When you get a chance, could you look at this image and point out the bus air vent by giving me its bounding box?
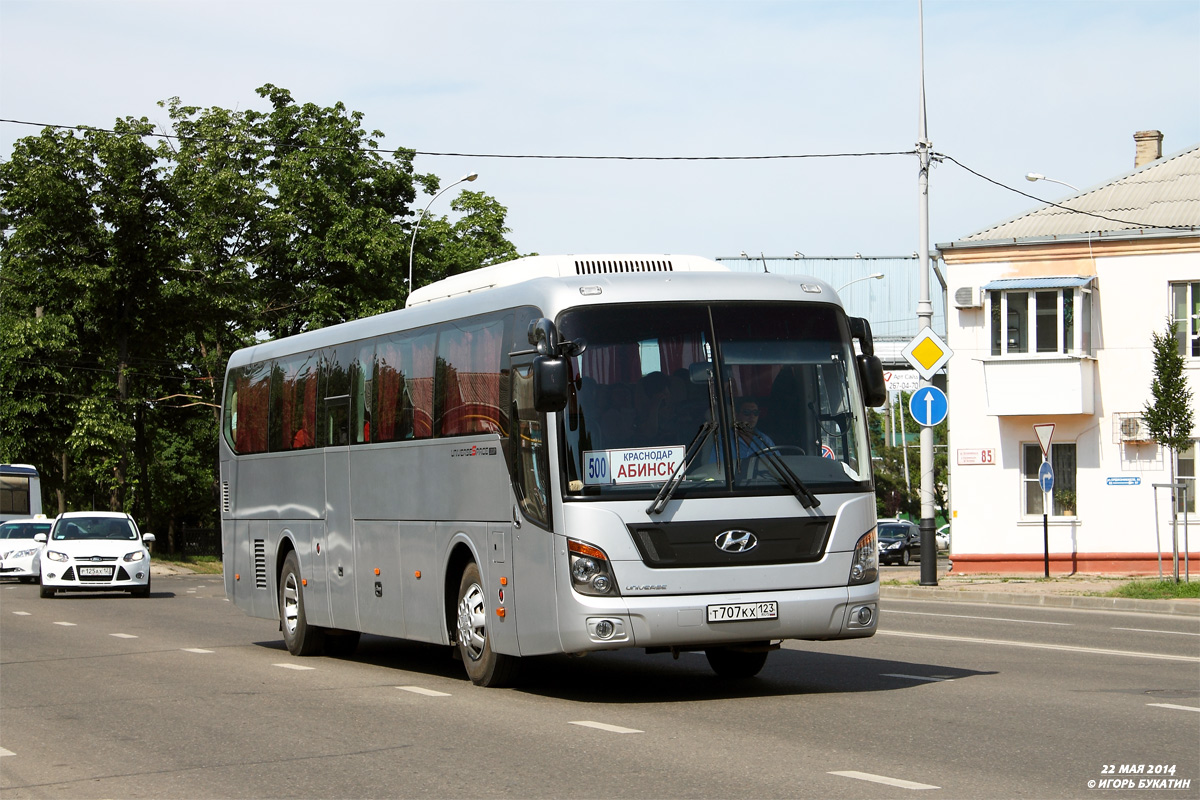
[574,259,674,275]
[253,539,268,589]
[221,481,231,513]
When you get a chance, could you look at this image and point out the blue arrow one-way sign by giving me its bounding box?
[1038,461,1054,494]
[909,386,948,427]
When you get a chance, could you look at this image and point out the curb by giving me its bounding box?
[880,585,1200,616]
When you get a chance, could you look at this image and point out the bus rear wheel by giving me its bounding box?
[280,551,325,656]
[455,563,516,687]
[705,645,769,679]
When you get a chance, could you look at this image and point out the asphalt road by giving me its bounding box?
[2,574,1197,799]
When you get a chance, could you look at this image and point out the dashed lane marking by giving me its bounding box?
[886,609,1070,626]
[396,686,451,697]
[830,771,939,790]
[1147,703,1200,713]
[182,648,213,654]
[878,630,1200,662]
[11,611,30,616]
[52,622,76,627]
[0,748,13,757]
[569,721,644,734]
[274,663,315,671]
[110,633,138,639]
[1114,627,1200,637]
[882,673,954,683]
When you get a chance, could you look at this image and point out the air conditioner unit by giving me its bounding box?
[1113,413,1154,443]
[952,286,982,308]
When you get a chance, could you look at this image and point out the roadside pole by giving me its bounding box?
[1034,424,1054,577]
[915,0,936,586]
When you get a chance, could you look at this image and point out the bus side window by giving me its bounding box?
[511,363,550,528]
[325,396,350,447]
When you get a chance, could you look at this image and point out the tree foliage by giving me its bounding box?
[0,86,522,539]
[868,393,948,521]
[1143,319,1195,454]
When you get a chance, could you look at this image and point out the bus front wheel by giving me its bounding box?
[280,551,325,656]
[455,563,516,687]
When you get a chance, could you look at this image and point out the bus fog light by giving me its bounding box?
[595,619,615,639]
[848,604,875,628]
[586,617,626,642]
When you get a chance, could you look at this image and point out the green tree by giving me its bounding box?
[1143,319,1196,578]
[868,391,948,521]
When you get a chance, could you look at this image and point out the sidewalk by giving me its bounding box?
[880,564,1200,616]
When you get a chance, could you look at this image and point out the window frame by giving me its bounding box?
[989,285,1092,358]
[1170,281,1200,359]
[1021,441,1077,518]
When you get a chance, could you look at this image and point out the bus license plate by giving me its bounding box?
[79,566,113,577]
[707,601,778,623]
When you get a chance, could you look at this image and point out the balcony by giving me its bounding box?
[981,356,1095,415]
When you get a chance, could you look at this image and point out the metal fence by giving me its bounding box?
[174,527,221,558]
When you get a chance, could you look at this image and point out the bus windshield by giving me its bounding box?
[558,302,872,500]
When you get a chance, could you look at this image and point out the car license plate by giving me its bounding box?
[79,566,113,577]
[707,601,778,623]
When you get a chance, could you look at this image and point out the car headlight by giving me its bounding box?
[886,541,904,549]
[567,539,619,596]
[123,550,146,563]
[45,550,69,562]
[849,529,878,585]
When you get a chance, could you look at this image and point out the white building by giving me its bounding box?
[938,132,1199,574]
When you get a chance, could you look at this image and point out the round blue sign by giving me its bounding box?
[909,386,948,427]
[1038,461,1054,494]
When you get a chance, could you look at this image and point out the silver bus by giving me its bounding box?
[219,255,886,686]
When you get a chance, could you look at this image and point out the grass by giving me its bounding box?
[1106,579,1200,600]
[153,554,224,575]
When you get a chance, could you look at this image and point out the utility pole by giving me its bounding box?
[916,0,938,585]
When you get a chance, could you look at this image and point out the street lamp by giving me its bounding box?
[1024,172,1079,192]
[407,172,479,294]
[837,272,885,292]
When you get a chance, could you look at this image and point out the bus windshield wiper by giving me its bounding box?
[736,424,820,509]
[646,421,715,515]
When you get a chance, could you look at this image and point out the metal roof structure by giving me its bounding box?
[941,143,1200,248]
[717,255,946,344]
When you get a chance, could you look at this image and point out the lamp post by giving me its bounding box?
[837,272,885,292]
[1024,173,1079,192]
[407,172,478,294]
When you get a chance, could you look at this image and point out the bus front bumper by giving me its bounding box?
[558,582,878,654]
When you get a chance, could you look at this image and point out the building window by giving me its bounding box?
[989,286,1091,357]
[1179,442,1196,515]
[1023,442,1077,516]
[1170,281,1200,358]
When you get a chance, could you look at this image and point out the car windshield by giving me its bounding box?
[557,301,872,501]
[878,524,909,537]
[0,522,50,539]
[52,517,137,541]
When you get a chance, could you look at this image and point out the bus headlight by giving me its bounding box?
[567,539,620,596]
[848,529,878,586]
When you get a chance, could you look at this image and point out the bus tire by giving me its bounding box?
[280,551,325,656]
[705,646,769,679]
[455,562,516,687]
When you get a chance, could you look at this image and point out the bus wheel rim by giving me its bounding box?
[283,573,300,635]
[457,582,487,661]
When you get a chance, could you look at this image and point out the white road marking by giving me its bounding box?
[882,673,954,683]
[1147,703,1200,713]
[1114,627,1200,636]
[110,633,138,639]
[569,721,644,734]
[11,611,31,616]
[52,621,76,627]
[274,663,315,671]
[886,609,1070,626]
[0,747,13,757]
[396,686,451,697]
[182,648,213,654]
[830,770,939,790]
[877,629,1199,662]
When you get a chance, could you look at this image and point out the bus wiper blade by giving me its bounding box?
[737,425,821,509]
[646,421,716,515]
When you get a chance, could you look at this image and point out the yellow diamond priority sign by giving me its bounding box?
[902,327,953,381]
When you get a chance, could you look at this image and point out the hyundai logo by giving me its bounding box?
[715,529,758,553]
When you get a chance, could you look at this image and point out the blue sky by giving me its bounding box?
[2,0,1197,259]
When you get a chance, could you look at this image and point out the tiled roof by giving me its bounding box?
[949,144,1200,244]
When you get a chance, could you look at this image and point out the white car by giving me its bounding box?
[36,512,156,598]
[0,517,52,583]
[936,524,950,551]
